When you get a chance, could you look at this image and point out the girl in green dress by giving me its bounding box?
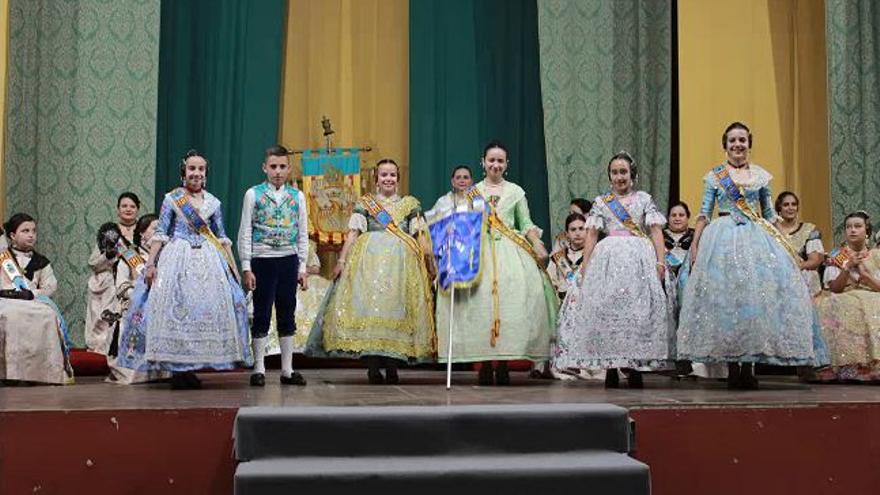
[435,141,558,385]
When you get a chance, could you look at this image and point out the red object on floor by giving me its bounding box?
[69,349,109,376]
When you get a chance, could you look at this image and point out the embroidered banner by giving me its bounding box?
[301,148,361,245]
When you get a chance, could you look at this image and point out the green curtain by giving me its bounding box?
[4,0,160,347]
[538,0,672,236]
[826,0,880,241]
[155,0,286,241]
[409,0,551,240]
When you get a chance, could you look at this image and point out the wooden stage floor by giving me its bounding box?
[3,370,880,494]
[2,369,879,412]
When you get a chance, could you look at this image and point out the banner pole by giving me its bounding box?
[446,285,455,390]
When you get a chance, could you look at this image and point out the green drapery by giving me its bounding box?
[409,0,551,240]
[155,0,286,239]
[826,0,880,241]
[538,0,672,235]
[4,0,160,346]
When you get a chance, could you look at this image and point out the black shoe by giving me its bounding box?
[385,367,399,385]
[627,370,644,389]
[184,371,202,389]
[605,369,620,388]
[478,362,494,386]
[367,369,385,385]
[171,372,199,390]
[250,373,266,387]
[495,362,510,386]
[280,371,307,386]
[739,364,759,390]
[727,363,742,390]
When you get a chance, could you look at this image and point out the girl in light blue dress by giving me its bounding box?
[677,122,827,389]
[117,150,251,389]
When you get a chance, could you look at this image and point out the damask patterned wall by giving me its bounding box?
[4,0,159,346]
[826,0,880,241]
[538,0,671,236]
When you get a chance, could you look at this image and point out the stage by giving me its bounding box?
[2,370,879,494]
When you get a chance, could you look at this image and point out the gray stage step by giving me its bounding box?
[235,403,633,460]
[234,451,650,495]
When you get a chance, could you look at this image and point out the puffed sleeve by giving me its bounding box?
[806,228,825,255]
[584,198,605,232]
[209,205,232,246]
[152,196,175,246]
[759,183,777,222]
[822,263,841,288]
[348,204,369,233]
[514,194,542,237]
[405,201,425,236]
[643,192,666,227]
[698,173,716,220]
[34,263,58,298]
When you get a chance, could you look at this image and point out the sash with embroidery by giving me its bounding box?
[828,246,852,269]
[552,249,582,286]
[117,239,146,274]
[0,249,74,364]
[602,193,649,240]
[360,194,424,258]
[712,165,800,264]
[0,249,31,290]
[465,187,545,268]
[169,188,239,277]
[465,186,553,346]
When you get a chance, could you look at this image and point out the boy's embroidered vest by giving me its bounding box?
[252,183,300,248]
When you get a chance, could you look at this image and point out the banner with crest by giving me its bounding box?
[301,148,361,245]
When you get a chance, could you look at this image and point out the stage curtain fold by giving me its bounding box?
[826,0,880,241]
[409,0,551,239]
[0,0,8,221]
[678,0,831,241]
[538,0,672,236]
[155,0,285,237]
[280,0,409,190]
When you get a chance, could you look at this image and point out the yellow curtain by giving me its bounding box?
[0,0,8,220]
[280,0,409,191]
[678,0,831,241]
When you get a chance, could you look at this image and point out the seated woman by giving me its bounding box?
[814,211,880,382]
[776,191,825,296]
[85,192,141,355]
[0,213,73,385]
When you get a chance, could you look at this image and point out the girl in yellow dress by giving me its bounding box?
[307,159,435,384]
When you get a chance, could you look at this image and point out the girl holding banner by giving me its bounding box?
[553,152,672,389]
[0,213,73,384]
[307,159,435,385]
[116,150,251,389]
[434,141,558,386]
[677,122,827,390]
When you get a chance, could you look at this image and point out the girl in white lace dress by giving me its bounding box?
[554,152,673,388]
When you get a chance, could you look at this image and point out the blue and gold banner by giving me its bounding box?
[429,210,484,291]
[301,148,361,245]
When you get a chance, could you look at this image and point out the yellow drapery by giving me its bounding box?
[0,0,9,220]
[280,0,410,191]
[678,0,831,241]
